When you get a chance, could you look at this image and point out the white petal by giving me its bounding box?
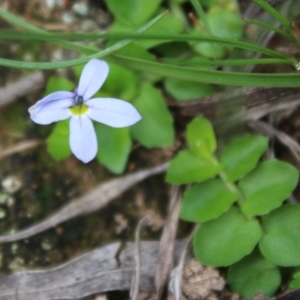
[77,59,109,101]
[30,91,75,109]
[69,115,97,163]
[30,99,73,125]
[86,98,142,128]
[28,91,75,124]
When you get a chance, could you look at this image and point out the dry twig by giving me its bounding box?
[0,71,44,108]
[131,215,151,300]
[155,186,181,300]
[0,140,43,160]
[0,163,169,243]
[248,120,300,163]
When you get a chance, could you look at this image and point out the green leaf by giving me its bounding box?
[227,252,281,300]
[107,41,160,82]
[0,8,166,69]
[130,84,174,147]
[166,150,222,184]
[290,271,300,290]
[139,11,185,48]
[220,135,268,182]
[46,120,71,160]
[193,206,261,267]
[208,6,243,40]
[164,78,214,102]
[186,116,217,159]
[111,55,299,89]
[239,160,299,216]
[95,123,131,174]
[44,76,74,95]
[192,6,243,58]
[110,12,184,49]
[98,63,138,101]
[252,0,291,30]
[259,204,300,266]
[109,41,156,61]
[180,178,238,222]
[106,0,162,26]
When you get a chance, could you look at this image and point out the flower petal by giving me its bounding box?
[29,99,73,125]
[77,59,109,101]
[86,98,142,128]
[69,115,97,163]
[29,91,75,112]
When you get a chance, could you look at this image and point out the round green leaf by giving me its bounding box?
[106,0,161,26]
[166,150,221,184]
[47,120,71,160]
[290,271,300,290]
[110,12,184,49]
[95,123,131,174]
[180,178,238,222]
[220,134,268,182]
[193,206,261,267]
[227,252,281,300]
[208,7,243,40]
[164,78,214,102]
[192,6,243,58]
[259,204,300,266]
[186,116,217,159]
[97,63,138,102]
[130,84,174,148]
[193,39,226,59]
[239,160,299,216]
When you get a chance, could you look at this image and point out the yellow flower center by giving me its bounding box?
[69,104,89,115]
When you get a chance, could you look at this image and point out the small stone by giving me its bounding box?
[44,0,56,9]
[72,2,89,16]
[62,12,76,24]
[41,240,53,251]
[2,175,22,194]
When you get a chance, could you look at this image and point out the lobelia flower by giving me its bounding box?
[29,59,141,163]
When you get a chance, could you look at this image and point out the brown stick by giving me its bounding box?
[0,71,44,108]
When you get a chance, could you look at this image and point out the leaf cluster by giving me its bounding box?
[166,116,300,299]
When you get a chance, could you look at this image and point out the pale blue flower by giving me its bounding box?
[29,59,141,163]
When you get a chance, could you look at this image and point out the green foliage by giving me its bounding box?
[98,63,138,101]
[180,178,238,222]
[2,1,300,299]
[192,4,243,58]
[95,123,131,174]
[47,120,71,160]
[239,160,299,216]
[167,115,299,298]
[106,0,162,27]
[259,205,300,266]
[166,150,221,184]
[110,11,184,49]
[130,84,174,148]
[228,252,281,300]
[164,78,214,102]
[290,271,300,290]
[193,206,261,266]
[44,76,74,95]
[220,134,268,182]
[45,76,73,160]
[186,116,217,159]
